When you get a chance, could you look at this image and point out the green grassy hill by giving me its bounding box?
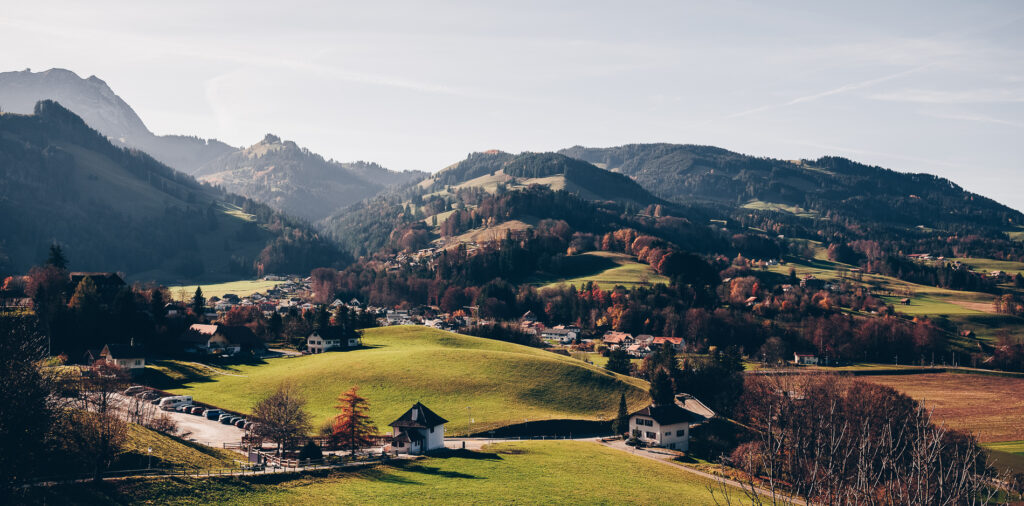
[156,327,649,435]
[539,251,670,291]
[117,424,240,471]
[30,441,731,505]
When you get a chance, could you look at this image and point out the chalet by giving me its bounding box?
[181,324,263,355]
[602,331,633,348]
[306,327,361,353]
[100,342,145,371]
[388,402,447,455]
[652,336,685,351]
[629,397,708,451]
[793,353,819,366]
[520,310,538,323]
[349,298,362,307]
[541,327,577,344]
[626,343,651,357]
[164,303,185,317]
[385,310,411,325]
[634,334,655,345]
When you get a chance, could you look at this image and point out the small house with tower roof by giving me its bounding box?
[388,402,448,454]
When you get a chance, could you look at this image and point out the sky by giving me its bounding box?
[2,1,1023,211]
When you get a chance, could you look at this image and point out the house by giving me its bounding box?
[800,276,826,291]
[521,310,538,323]
[629,400,706,451]
[652,336,685,351]
[388,402,447,455]
[349,298,362,307]
[83,348,102,364]
[541,327,577,344]
[634,334,655,345]
[602,331,634,348]
[306,327,362,353]
[626,343,651,358]
[386,310,410,325]
[182,324,263,355]
[164,303,185,317]
[100,342,145,370]
[793,353,819,366]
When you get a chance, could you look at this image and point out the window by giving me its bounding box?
[676,429,686,437]
[665,432,671,436]
[645,431,656,439]
[430,427,435,433]
[135,360,141,366]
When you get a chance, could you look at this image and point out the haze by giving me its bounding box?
[2,1,1022,210]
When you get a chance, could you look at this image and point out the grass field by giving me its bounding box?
[118,424,241,471]
[982,441,1024,475]
[157,327,649,435]
[31,441,731,505]
[859,373,1024,443]
[166,279,285,301]
[741,199,819,219]
[541,251,670,291]
[954,257,1024,276]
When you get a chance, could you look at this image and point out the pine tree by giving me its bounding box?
[191,286,205,316]
[47,244,68,270]
[332,386,377,456]
[649,368,674,406]
[612,393,629,435]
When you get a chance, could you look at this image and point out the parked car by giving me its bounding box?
[190,406,205,415]
[243,421,253,430]
[234,419,246,428]
[138,391,160,400]
[205,409,223,420]
[219,414,234,424]
[177,404,192,413]
[123,385,146,396]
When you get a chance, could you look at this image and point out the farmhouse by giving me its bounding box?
[602,331,633,348]
[100,342,145,370]
[182,324,263,355]
[541,327,577,343]
[306,327,362,353]
[388,402,447,455]
[652,336,684,351]
[793,353,819,365]
[630,396,709,451]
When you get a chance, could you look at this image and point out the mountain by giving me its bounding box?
[195,134,425,222]
[559,143,1023,232]
[0,68,236,173]
[0,101,347,282]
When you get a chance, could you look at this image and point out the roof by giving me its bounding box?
[602,331,632,344]
[389,402,448,429]
[631,404,704,426]
[653,336,683,345]
[182,324,261,346]
[311,327,352,340]
[102,343,144,358]
[542,328,573,335]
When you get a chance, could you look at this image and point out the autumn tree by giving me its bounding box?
[332,386,377,456]
[252,383,311,455]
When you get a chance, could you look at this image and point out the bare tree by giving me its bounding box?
[251,382,311,455]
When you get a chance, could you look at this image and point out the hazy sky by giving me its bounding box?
[2,1,1023,210]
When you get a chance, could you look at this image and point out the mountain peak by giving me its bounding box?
[262,133,282,144]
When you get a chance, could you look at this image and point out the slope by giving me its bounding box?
[158,326,650,435]
[0,68,236,174]
[196,134,423,222]
[0,100,345,282]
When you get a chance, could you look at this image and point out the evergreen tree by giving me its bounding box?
[314,305,330,330]
[268,312,283,339]
[649,368,674,406]
[332,386,377,456]
[46,244,68,270]
[149,288,166,322]
[191,287,205,316]
[604,349,631,375]
[612,393,630,435]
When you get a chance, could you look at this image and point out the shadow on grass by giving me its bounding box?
[425,449,503,460]
[395,464,483,480]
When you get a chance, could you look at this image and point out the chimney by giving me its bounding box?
[411,407,419,420]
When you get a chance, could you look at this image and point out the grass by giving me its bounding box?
[30,441,732,505]
[166,279,285,301]
[859,373,1024,443]
[982,441,1024,475]
[953,257,1024,276]
[540,251,670,291]
[741,199,819,218]
[117,424,241,471]
[157,327,649,435]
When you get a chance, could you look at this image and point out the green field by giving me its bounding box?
[167,279,286,301]
[983,441,1024,475]
[541,251,670,291]
[31,441,730,505]
[954,257,1024,277]
[741,199,819,218]
[119,424,241,471]
[157,327,649,435]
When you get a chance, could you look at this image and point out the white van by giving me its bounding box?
[158,395,193,411]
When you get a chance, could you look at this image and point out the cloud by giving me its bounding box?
[868,88,1024,104]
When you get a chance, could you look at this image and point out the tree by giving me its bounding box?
[332,386,377,456]
[604,348,631,375]
[649,368,674,406]
[612,393,630,435]
[297,440,322,461]
[47,243,68,270]
[74,361,129,481]
[191,286,205,316]
[252,383,311,455]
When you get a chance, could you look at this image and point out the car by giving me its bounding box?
[229,416,241,424]
[178,404,193,413]
[123,385,146,396]
[243,421,253,430]
[205,409,223,420]
[138,391,160,400]
[234,419,246,428]
[219,414,234,424]
[190,406,205,415]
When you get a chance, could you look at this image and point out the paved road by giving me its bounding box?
[112,393,245,448]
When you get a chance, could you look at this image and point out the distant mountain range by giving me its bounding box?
[0,101,346,282]
[196,134,424,222]
[0,68,424,221]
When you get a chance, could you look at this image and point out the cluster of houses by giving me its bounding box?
[600,331,685,358]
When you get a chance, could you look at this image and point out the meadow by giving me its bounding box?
[166,279,285,301]
[859,373,1024,443]
[157,327,650,435]
[30,441,731,505]
[116,424,240,471]
[541,251,670,291]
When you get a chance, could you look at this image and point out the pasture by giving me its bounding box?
[167,279,285,301]
[28,441,731,505]
[158,326,649,435]
[541,251,670,291]
[859,373,1024,443]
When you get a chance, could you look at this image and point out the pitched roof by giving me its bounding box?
[103,343,145,358]
[631,403,704,426]
[389,402,448,429]
[653,336,683,345]
[182,324,261,346]
[311,327,352,341]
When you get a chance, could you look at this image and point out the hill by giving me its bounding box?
[26,441,731,505]
[0,68,236,174]
[155,326,649,434]
[196,134,424,222]
[560,143,1023,232]
[0,100,346,282]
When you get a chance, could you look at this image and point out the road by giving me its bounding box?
[112,393,245,448]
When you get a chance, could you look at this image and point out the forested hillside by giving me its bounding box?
[0,101,347,282]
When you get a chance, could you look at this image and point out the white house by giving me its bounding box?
[793,353,819,365]
[388,402,447,455]
[100,342,146,371]
[386,310,411,325]
[630,401,706,451]
[306,327,362,353]
[541,327,577,344]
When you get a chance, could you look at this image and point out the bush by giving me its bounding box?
[298,441,322,460]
